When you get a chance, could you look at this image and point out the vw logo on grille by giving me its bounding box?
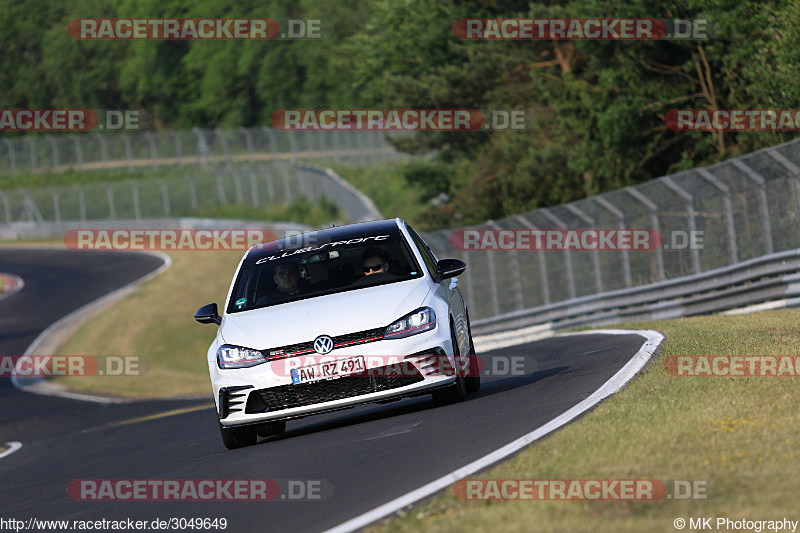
[313,335,334,355]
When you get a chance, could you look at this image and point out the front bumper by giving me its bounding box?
[212,332,458,427]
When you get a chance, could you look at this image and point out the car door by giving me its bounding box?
[406,226,468,355]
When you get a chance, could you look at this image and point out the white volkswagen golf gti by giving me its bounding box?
[195,218,480,449]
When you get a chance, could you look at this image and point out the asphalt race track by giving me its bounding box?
[1,249,653,532]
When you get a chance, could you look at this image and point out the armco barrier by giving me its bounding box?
[468,247,800,336]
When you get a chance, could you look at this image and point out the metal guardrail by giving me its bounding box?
[468,247,800,335]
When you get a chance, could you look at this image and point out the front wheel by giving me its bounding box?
[219,421,258,450]
[464,314,481,393]
[432,329,467,406]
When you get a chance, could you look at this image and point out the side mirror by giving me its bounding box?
[435,258,467,283]
[195,303,221,325]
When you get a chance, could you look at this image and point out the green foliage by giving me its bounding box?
[2,0,800,228]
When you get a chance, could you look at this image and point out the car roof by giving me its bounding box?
[245,218,406,258]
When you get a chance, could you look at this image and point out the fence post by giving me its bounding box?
[662,176,701,274]
[171,132,184,167]
[514,214,551,305]
[193,127,209,169]
[121,134,134,172]
[187,177,198,211]
[26,138,37,172]
[2,140,16,174]
[262,126,279,160]
[47,135,59,170]
[106,185,116,219]
[249,170,260,207]
[132,182,142,219]
[78,187,87,221]
[146,132,158,170]
[565,203,603,294]
[593,196,632,288]
[158,179,171,216]
[0,190,10,223]
[72,137,83,171]
[625,186,665,281]
[216,173,227,205]
[240,127,255,163]
[540,209,576,299]
[50,188,61,224]
[731,160,773,256]
[487,220,524,311]
[697,168,738,265]
[216,127,231,168]
[96,134,109,169]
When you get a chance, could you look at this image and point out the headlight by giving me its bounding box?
[384,307,436,339]
[217,344,266,369]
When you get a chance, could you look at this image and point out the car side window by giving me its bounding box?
[407,226,438,278]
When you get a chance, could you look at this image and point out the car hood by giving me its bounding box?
[219,279,431,349]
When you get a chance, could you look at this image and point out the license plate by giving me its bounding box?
[291,356,366,385]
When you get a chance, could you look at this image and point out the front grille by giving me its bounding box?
[245,366,424,413]
[261,327,386,358]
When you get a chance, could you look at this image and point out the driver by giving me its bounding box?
[273,262,307,295]
[361,247,390,276]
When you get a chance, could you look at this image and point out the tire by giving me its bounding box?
[219,421,258,450]
[432,327,467,406]
[257,420,286,437]
[464,311,481,393]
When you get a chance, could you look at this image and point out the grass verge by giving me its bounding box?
[54,248,244,397]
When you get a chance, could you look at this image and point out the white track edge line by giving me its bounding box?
[323,328,665,533]
[0,441,23,459]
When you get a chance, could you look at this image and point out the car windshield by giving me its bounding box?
[227,229,423,313]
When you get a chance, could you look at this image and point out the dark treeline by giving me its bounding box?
[2,0,799,225]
